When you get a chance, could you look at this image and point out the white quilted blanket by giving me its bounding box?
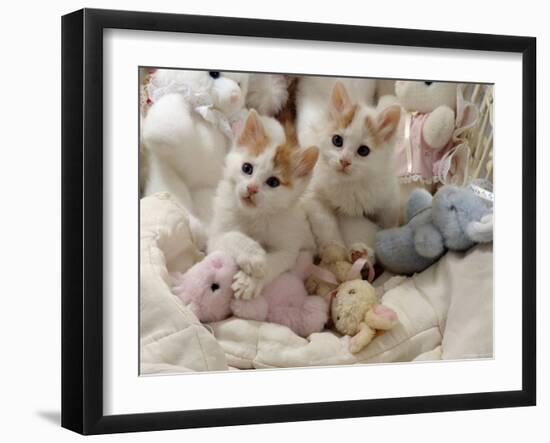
[140,193,493,374]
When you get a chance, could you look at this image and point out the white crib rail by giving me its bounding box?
[463,84,494,183]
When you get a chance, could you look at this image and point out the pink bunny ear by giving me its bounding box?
[372,304,398,322]
[365,304,398,331]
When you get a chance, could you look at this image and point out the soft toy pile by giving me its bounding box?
[147,74,493,356]
[172,245,401,353]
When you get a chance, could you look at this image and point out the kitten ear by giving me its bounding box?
[294,146,319,177]
[365,105,401,143]
[330,81,352,118]
[237,109,268,154]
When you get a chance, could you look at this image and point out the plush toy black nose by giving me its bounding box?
[210,283,220,292]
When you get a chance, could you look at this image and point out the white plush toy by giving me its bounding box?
[141,69,249,242]
[246,74,291,116]
[393,81,479,187]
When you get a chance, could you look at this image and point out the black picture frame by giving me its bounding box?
[62,8,537,435]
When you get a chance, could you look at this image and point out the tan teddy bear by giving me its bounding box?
[331,280,398,354]
[306,243,373,298]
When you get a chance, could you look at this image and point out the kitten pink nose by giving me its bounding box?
[247,184,258,195]
[230,91,240,103]
[340,159,351,169]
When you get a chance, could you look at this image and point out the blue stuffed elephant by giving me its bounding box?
[375,186,493,275]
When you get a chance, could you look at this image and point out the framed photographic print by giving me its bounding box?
[61,8,536,435]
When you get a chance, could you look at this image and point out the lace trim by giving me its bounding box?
[398,174,438,185]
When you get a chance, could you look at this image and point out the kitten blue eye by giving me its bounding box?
[357,145,370,157]
[424,81,433,86]
[332,134,343,147]
[266,177,280,188]
[209,71,220,79]
[242,163,253,175]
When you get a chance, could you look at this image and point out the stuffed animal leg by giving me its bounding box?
[230,296,269,322]
[414,223,445,258]
[349,305,398,353]
[349,322,376,354]
[267,294,328,338]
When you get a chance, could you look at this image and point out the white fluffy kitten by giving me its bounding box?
[296,76,377,149]
[142,70,249,231]
[303,81,401,260]
[209,110,319,299]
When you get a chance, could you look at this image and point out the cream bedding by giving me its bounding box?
[140,193,493,374]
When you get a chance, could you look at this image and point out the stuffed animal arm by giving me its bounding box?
[350,305,398,354]
[422,105,455,149]
[414,223,445,258]
[350,323,376,354]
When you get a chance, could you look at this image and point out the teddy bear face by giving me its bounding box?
[206,71,249,116]
[395,80,456,113]
[173,251,238,322]
[331,280,377,335]
[200,252,238,295]
[152,69,249,117]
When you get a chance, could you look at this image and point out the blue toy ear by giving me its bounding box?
[406,188,433,222]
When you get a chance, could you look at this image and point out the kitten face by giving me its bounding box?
[318,82,401,180]
[225,110,319,214]
[395,80,456,113]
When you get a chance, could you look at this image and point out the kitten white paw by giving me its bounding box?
[232,271,263,300]
[235,252,266,279]
[349,242,376,264]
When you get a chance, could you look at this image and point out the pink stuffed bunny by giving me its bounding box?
[172,251,238,323]
[173,251,328,337]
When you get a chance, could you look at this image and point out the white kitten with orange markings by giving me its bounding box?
[208,110,319,300]
[296,77,376,150]
[303,81,402,262]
